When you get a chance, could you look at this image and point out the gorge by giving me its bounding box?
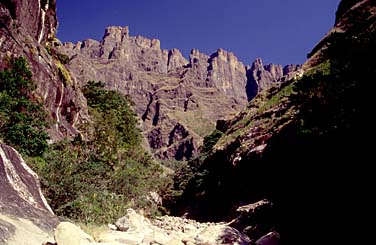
[0,0,373,244]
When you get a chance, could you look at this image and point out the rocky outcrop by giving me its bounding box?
[54,222,95,245]
[0,143,59,244]
[0,0,57,44]
[59,26,251,160]
[168,48,188,71]
[0,0,89,142]
[335,0,363,22]
[246,58,301,100]
[207,49,248,101]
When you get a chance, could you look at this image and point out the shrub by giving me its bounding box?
[29,81,168,224]
[0,57,49,156]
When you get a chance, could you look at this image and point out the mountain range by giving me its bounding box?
[0,0,373,244]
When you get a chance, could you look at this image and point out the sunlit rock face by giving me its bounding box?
[0,143,58,244]
[60,25,297,160]
[60,26,249,160]
[0,0,89,142]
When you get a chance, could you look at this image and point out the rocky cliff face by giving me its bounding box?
[173,0,374,243]
[60,27,250,160]
[0,143,58,244]
[246,58,302,100]
[0,0,88,142]
[60,26,298,160]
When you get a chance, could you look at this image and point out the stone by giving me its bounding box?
[59,30,249,160]
[168,48,189,71]
[54,222,95,245]
[108,223,117,231]
[97,230,145,244]
[207,49,248,101]
[115,208,152,233]
[0,0,89,142]
[0,143,59,244]
[194,225,251,245]
[246,58,301,101]
[94,210,253,245]
[164,238,185,245]
[228,200,275,241]
[255,231,280,245]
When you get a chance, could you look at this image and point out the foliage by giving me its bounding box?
[56,61,72,86]
[202,129,223,152]
[28,81,169,224]
[0,57,49,156]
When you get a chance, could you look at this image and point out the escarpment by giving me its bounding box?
[60,26,299,160]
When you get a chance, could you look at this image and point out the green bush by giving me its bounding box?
[0,57,49,156]
[28,81,169,224]
[202,129,224,152]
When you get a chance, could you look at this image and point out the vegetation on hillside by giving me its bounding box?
[36,81,172,224]
[1,60,172,224]
[0,57,49,156]
[167,5,375,227]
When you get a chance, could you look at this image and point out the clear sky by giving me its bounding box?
[57,0,340,66]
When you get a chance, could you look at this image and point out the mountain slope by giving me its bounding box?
[171,0,374,243]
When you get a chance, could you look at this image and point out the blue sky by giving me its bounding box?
[57,0,340,65]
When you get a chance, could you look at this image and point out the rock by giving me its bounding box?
[146,191,163,205]
[60,30,248,160]
[335,0,362,22]
[173,1,376,244]
[0,0,57,44]
[194,225,251,245]
[0,143,59,244]
[255,231,280,245]
[96,210,252,245]
[0,0,89,142]
[54,222,95,245]
[168,48,188,71]
[108,223,117,231]
[165,238,185,245]
[142,229,171,244]
[115,209,151,233]
[207,49,248,101]
[236,199,272,214]
[97,230,145,244]
[229,200,275,241]
[188,49,210,81]
[246,58,301,100]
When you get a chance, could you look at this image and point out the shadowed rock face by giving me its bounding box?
[0,143,58,244]
[246,58,301,100]
[173,0,375,243]
[0,0,89,142]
